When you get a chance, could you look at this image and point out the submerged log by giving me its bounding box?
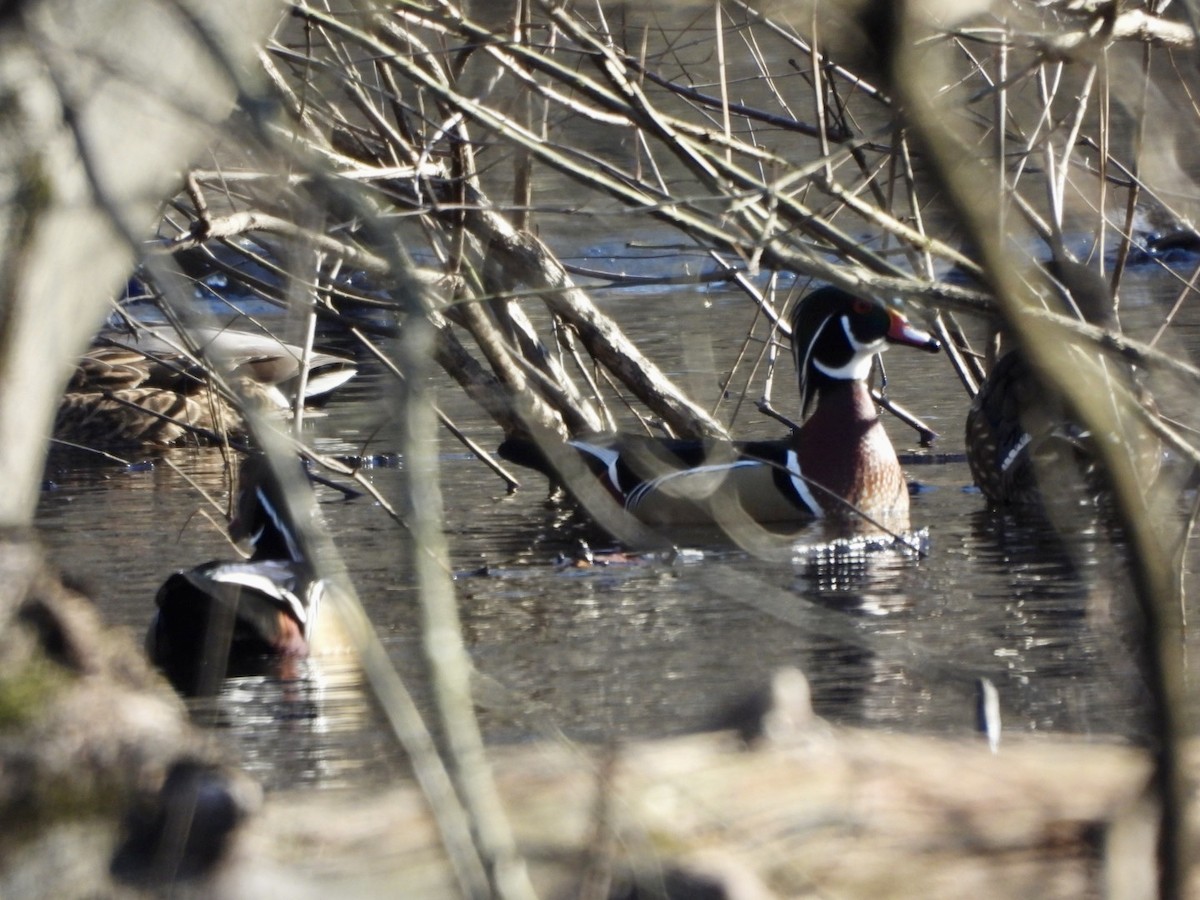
[223,713,1165,898]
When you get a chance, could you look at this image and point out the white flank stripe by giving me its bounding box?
[786,450,823,517]
[625,460,758,512]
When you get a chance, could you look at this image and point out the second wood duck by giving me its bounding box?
[147,454,323,695]
[498,286,941,531]
[964,261,1157,508]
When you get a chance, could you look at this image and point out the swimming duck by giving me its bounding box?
[964,261,1156,507]
[147,454,323,695]
[55,324,356,449]
[498,286,941,531]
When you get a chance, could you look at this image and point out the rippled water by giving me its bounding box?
[34,257,1200,793]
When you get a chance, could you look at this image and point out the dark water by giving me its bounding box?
[34,255,1200,793]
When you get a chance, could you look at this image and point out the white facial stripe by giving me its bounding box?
[797,316,831,381]
[841,313,889,355]
[840,314,871,351]
[786,449,823,517]
[814,350,878,382]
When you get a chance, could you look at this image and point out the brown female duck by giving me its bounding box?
[55,324,356,448]
[964,261,1158,508]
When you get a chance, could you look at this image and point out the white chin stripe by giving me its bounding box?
[814,351,878,382]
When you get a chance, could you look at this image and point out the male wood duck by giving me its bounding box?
[147,454,323,695]
[55,324,356,449]
[964,261,1155,507]
[498,286,941,531]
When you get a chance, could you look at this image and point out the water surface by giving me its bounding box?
[36,265,1194,792]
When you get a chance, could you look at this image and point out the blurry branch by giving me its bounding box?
[1101,9,1196,48]
[429,309,567,440]
[954,7,1197,56]
[235,421,494,899]
[627,54,849,140]
[396,306,538,900]
[887,5,1190,900]
[295,1,982,286]
[41,0,1200,888]
[0,0,280,527]
[167,207,391,276]
[265,0,1011,447]
[154,0,1198,477]
[166,142,534,900]
[155,0,1200,461]
[728,0,891,102]
[464,215,727,437]
[264,8,730,438]
[1023,305,1200,386]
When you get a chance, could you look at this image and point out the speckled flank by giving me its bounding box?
[55,387,242,448]
[965,350,1093,507]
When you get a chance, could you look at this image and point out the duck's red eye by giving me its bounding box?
[852,298,871,315]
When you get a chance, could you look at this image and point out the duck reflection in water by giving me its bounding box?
[794,530,926,616]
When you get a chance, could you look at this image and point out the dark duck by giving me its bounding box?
[498,286,941,533]
[965,260,1158,508]
[147,454,323,695]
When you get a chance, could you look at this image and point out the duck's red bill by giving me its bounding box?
[886,311,941,352]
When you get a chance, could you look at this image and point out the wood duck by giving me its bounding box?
[498,286,941,531]
[964,261,1156,507]
[147,454,323,695]
[55,324,356,449]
